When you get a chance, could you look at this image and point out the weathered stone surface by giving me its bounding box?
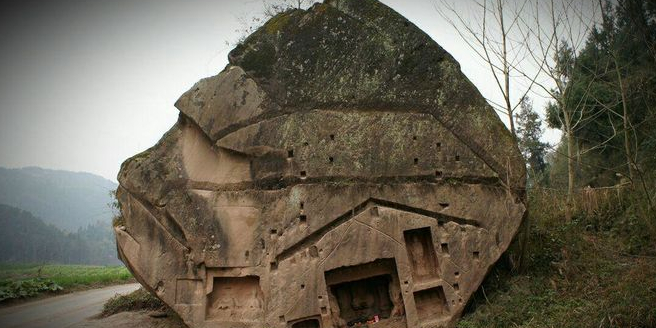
[114,0,526,327]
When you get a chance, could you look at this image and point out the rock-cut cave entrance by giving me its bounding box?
[324,259,404,327]
[291,318,321,328]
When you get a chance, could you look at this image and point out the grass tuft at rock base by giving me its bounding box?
[101,288,166,317]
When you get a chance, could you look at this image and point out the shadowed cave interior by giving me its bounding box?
[324,259,404,326]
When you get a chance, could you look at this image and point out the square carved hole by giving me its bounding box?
[441,243,449,254]
[309,246,319,258]
[413,286,449,321]
[206,276,263,321]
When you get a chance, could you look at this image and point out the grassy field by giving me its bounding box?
[0,264,134,302]
[0,264,133,288]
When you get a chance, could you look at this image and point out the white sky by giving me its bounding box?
[0,0,562,181]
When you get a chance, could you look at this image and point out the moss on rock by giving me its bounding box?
[225,0,525,192]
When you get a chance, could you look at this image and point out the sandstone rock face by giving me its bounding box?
[114,1,527,327]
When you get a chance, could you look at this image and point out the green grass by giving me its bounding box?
[456,190,656,328]
[0,264,133,302]
[0,264,132,288]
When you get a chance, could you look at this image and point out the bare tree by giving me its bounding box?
[436,0,555,271]
[439,0,610,221]
[437,0,548,138]
[517,0,602,221]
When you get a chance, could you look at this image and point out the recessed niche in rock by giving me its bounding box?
[113,0,527,327]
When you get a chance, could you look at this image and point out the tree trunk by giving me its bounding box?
[615,61,635,183]
[566,126,576,222]
[499,0,515,138]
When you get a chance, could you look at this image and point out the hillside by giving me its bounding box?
[455,188,656,327]
[0,167,117,232]
[0,204,121,265]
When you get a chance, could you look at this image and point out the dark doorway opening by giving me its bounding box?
[330,274,393,324]
[324,259,404,326]
[291,318,320,328]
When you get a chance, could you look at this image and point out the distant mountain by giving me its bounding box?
[0,167,117,232]
[0,203,121,265]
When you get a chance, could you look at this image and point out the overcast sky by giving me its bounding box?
[0,0,564,182]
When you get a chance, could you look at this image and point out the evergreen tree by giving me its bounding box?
[0,204,121,265]
[562,0,656,178]
[516,97,548,183]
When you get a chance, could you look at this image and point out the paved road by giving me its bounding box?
[0,283,141,328]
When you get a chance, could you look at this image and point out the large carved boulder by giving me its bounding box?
[114,0,526,327]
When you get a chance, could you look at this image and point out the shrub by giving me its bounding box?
[0,278,63,302]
